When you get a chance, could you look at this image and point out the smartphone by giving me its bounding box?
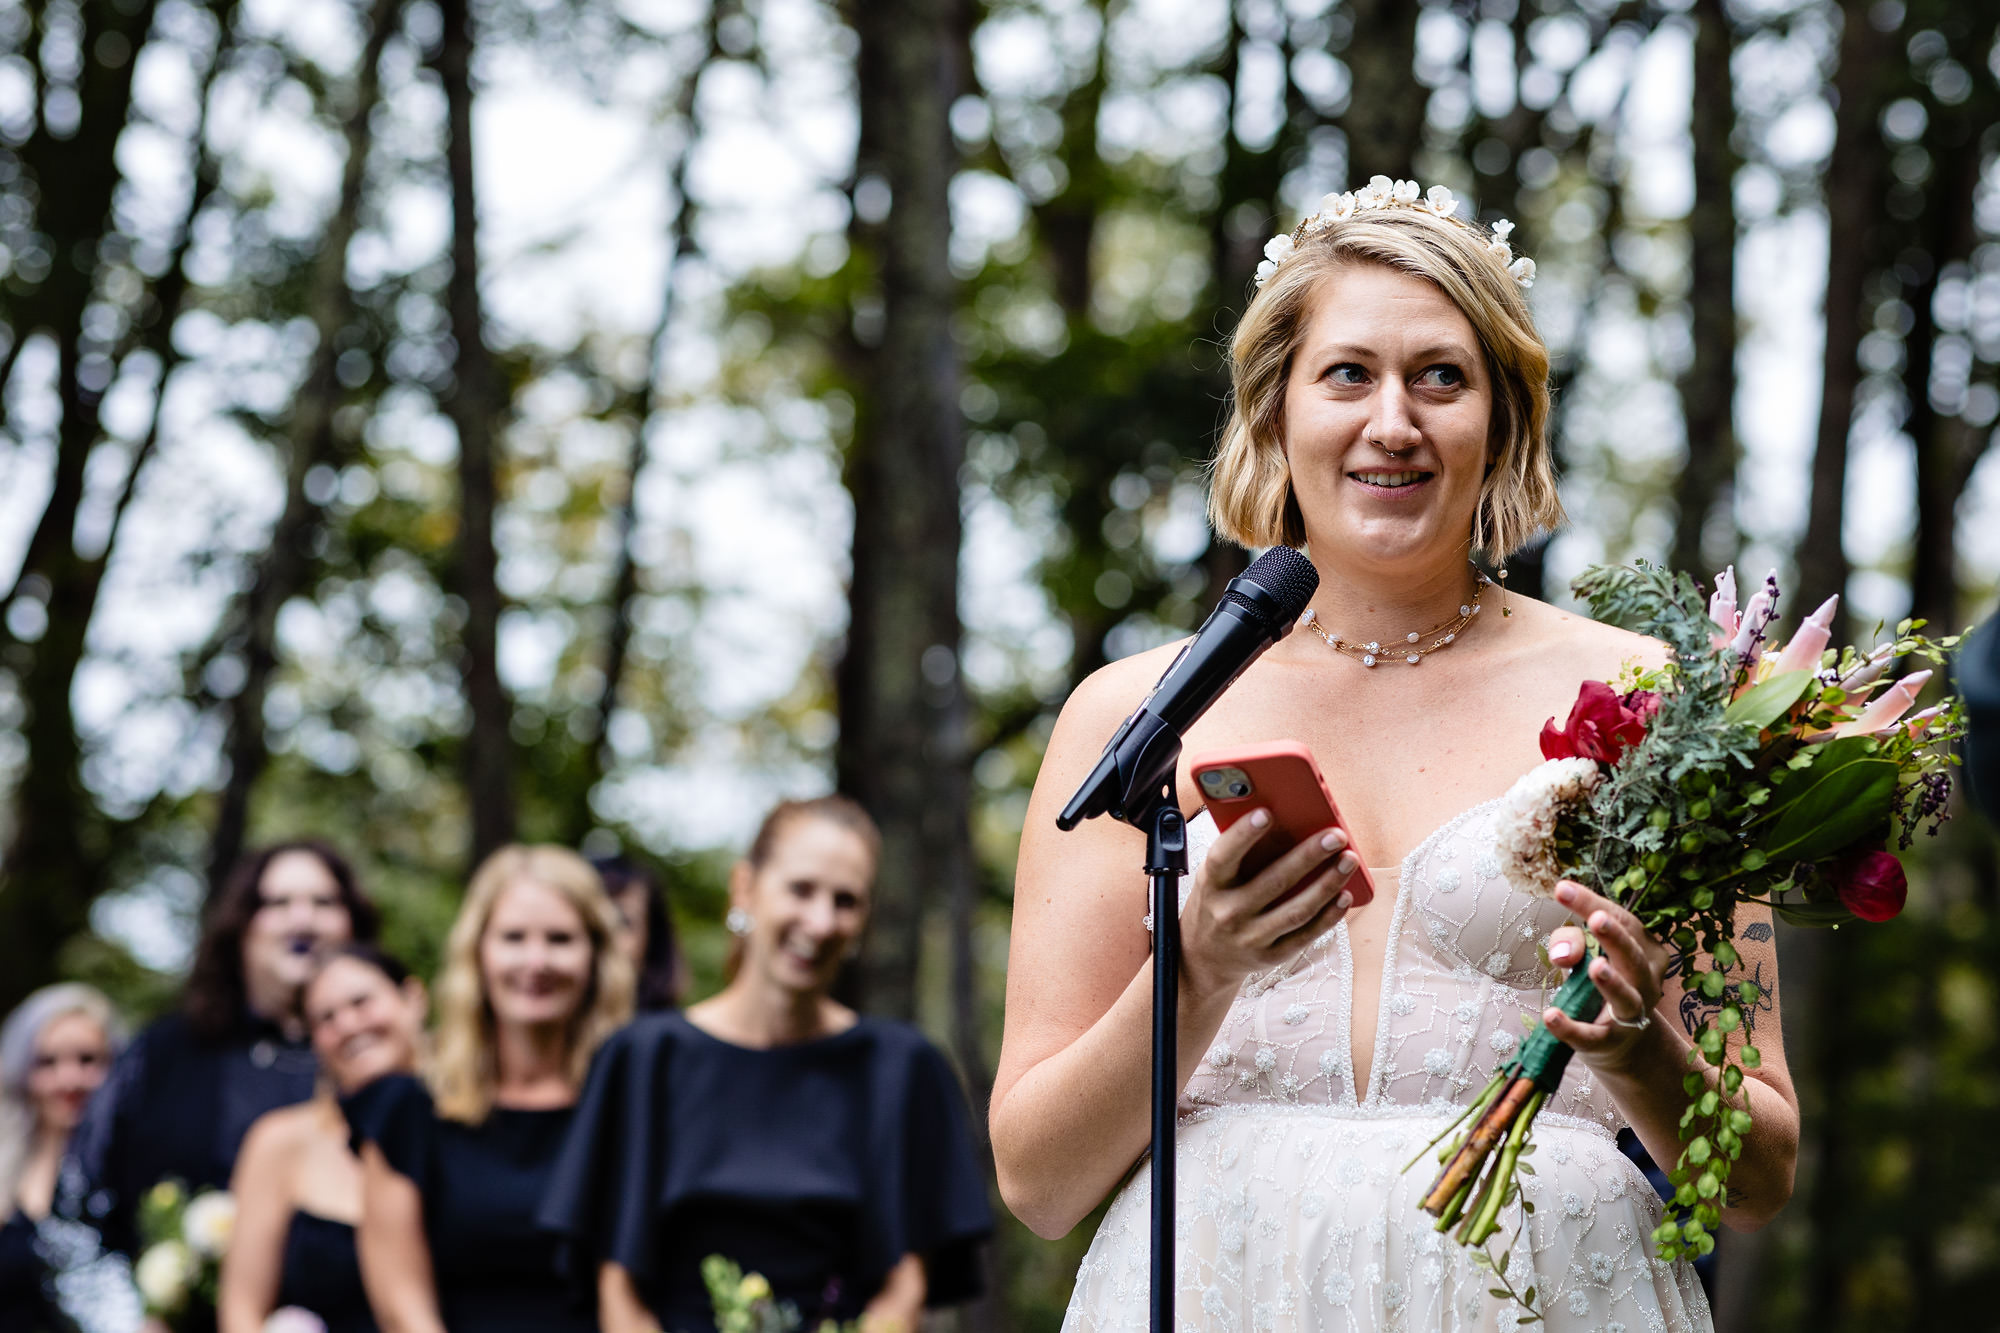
[1187,741,1375,906]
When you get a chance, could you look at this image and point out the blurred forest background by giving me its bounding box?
[3,0,1999,1327]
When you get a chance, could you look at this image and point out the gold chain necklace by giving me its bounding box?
[1298,570,1490,667]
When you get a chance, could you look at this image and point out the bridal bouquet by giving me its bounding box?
[703,1255,861,1333]
[133,1180,235,1328]
[1408,562,1963,1294]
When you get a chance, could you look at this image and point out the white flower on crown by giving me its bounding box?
[1249,180,1536,291]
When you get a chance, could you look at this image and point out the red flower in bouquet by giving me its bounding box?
[1539,680,1656,763]
[1831,848,1908,922]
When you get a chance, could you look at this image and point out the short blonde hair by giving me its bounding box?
[431,845,634,1124]
[1208,208,1562,557]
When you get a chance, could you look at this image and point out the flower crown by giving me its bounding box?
[1253,176,1536,292]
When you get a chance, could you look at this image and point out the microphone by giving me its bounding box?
[1058,547,1320,829]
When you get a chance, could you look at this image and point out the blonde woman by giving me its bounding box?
[347,846,633,1333]
[0,985,123,1333]
[993,182,1795,1332]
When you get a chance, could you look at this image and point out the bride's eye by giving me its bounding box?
[1419,364,1466,388]
[1325,363,1367,386]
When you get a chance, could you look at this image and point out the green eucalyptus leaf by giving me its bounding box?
[1764,758,1898,861]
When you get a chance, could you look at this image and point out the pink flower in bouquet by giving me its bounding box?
[1539,681,1652,763]
[1830,848,1907,922]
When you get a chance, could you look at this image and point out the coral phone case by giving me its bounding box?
[1187,740,1376,906]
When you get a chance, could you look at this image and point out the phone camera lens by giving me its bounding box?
[1228,781,1248,797]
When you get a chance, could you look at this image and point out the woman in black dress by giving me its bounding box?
[218,945,428,1333]
[59,842,376,1261]
[347,845,633,1333]
[542,797,993,1333]
[0,985,123,1333]
[592,856,685,1013]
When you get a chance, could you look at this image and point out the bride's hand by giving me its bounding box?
[1180,809,1361,1000]
[1542,879,1669,1073]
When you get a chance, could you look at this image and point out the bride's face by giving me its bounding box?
[1280,263,1494,569]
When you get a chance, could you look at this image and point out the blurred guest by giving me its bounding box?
[591,855,685,1012]
[542,797,992,1333]
[0,986,124,1333]
[61,842,374,1261]
[347,846,632,1333]
[218,945,427,1333]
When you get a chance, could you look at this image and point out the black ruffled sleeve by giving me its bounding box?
[341,1073,438,1190]
[535,1017,676,1286]
[862,1029,994,1307]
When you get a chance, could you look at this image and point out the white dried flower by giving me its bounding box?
[1263,234,1295,263]
[1392,178,1420,203]
[1492,218,1515,242]
[1508,255,1537,289]
[135,1241,196,1313]
[1424,184,1457,216]
[182,1190,236,1259]
[1254,258,1277,285]
[1494,757,1601,899]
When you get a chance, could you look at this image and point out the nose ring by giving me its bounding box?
[1373,440,1409,460]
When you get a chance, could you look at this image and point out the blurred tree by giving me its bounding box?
[437,0,516,865]
[836,0,977,1023]
[205,0,402,890]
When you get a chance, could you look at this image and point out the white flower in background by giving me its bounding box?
[265,1309,330,1333]
[1494,758,1602,898]
[135,1240,196,1313]
[1424,184,1457,216]
[182,1190,236,1259]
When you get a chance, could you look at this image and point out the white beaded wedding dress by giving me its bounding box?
[1062,801,1713,1333]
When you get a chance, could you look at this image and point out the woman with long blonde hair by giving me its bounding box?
[346,845,632,1333]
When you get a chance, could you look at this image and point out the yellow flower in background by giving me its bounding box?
[738,1273,772,1304]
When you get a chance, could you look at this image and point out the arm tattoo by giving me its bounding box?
[1676,961,1775,1038]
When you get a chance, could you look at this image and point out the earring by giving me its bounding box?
[1498,565,1512,618]
[725,908,753,937]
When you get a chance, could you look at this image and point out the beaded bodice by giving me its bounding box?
[1178,801,1625,1133]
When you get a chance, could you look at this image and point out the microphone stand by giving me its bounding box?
[1134,778,1187,1333]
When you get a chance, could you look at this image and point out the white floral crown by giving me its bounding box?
[1253,176,1536,292]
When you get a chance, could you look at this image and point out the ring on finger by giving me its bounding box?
[1608,1012,1651,1032]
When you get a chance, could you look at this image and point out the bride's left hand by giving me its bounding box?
[1542,879,1670,1072]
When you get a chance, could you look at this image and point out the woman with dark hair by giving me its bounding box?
[57,841,375,1268]
[591,856,685,1012]
[542,796,992,1333]
[218,944,426,1333]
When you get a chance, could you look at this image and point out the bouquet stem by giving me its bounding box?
[1418,959,1605,1241]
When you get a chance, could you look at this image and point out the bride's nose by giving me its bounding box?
[1366,379,1423,453]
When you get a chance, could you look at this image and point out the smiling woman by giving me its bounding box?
[343,847,633,1333]
[540,797,993,1333]
[994,182,1795,1333]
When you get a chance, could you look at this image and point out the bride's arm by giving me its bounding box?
[1544,884,1799,1231]
[989,660,1364,1240]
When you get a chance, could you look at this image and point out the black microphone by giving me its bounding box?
[1058,547,1320,829]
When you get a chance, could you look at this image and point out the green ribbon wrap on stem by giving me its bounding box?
[1507,953,1607,1091]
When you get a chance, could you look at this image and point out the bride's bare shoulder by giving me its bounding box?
[1510,594,1671,678]
[1051,638,1191,741]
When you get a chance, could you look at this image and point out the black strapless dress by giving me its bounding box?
[274,1210,376,1333]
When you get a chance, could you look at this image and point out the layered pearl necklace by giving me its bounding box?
[1298,568,1491,667]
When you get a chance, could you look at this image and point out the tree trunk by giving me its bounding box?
[435,0,516,866]
[206,0,401,888]
[835,0,972,1026]
[1795,0,1890,631]
[1671,0,1739,578]
[1340,0,1426,188]
[0,0,163,1015]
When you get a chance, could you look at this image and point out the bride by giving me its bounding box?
[990,180,1797,1332]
